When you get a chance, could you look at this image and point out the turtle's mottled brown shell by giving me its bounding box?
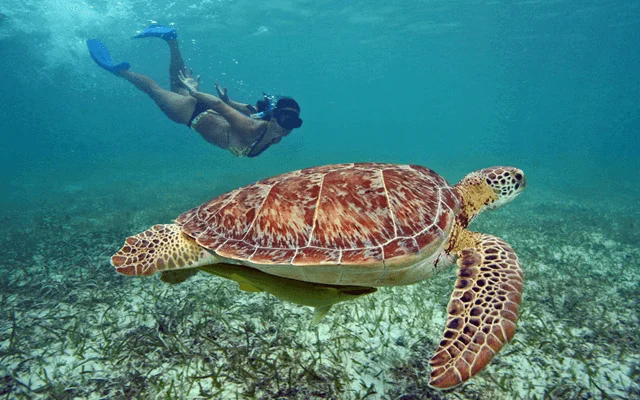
[176,163,460,286]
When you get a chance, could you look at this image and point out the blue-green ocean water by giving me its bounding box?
[0,0,639,398]
[1,0,638,197]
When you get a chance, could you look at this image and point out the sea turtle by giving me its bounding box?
[111,163,526,389]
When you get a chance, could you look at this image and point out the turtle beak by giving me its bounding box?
[512,169,526,192]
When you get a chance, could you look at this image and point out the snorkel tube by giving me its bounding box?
[250,93,277,119]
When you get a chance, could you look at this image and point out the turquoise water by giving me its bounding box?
[0,1,638,398]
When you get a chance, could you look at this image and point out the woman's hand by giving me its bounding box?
[178,69,201,95]
[215,81,229,103]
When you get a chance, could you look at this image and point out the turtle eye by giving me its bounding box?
[515,173,523,181]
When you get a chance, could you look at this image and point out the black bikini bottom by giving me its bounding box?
[187,101,210,128]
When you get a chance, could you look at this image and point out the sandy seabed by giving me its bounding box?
[1,171,638,400]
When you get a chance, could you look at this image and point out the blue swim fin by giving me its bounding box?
[132,24,177,40]
[87,39,130,74]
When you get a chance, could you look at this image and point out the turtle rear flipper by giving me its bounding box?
[111,224,216,276]
[429,233,524,389]
[161,269,199,285]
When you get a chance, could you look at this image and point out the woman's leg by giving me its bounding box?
[167,39,190,95]
[118,70,196,125]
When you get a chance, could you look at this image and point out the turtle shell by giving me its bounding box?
[176,163,460,286]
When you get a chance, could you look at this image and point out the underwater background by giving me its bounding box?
[0,0,638,399]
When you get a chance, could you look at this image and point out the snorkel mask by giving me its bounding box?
[250,94,303,130]
[272,101,303,130]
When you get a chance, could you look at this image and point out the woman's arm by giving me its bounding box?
[216,81,257,116]
[191,91,259,135]
[227,100,257,115]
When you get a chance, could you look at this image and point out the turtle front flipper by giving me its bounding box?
[111,224,217,276]
[429,233,524,389]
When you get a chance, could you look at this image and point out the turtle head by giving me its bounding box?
[479,166,526,209]
[454,166,526,224]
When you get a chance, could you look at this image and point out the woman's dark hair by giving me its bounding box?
[275,97,300,113]
[256,99,268,112]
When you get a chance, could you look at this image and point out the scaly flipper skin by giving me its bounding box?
[110,224,216,276]
[429,232,523,389]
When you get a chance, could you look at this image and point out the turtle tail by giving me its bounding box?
[110,224,216,276]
